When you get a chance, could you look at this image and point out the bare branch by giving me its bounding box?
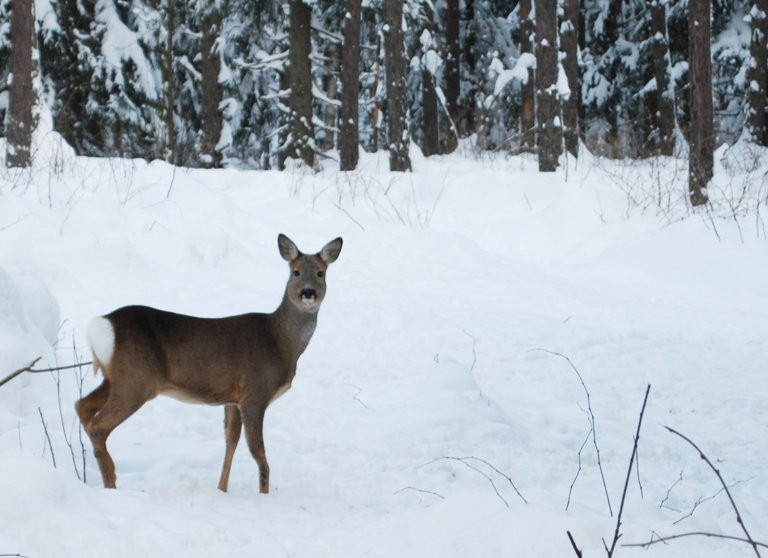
[659,471,683,511]
[38,407,56,468]
[567,531,584,558]
[419,456,528,506]
[0,357,41,388]
[665,426,763,558]
[531,348,613,516]
[605,384,651,558]
[394,486,445,500]
[26,361,94,374]
[566,416,592,511]
[624,532,768,551]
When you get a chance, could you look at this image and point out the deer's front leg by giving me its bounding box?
[240,399,270,493]
[218,404,242,492]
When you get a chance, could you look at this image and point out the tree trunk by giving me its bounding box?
[463,0,476,136]
[519,0,535,151]
[445,0,460,127]
[163,0,177,165]
[200,7,223,168]
[560,0,579,157]
[534,0,562,172]
[6,0,36,168]
[321,42,340,152]
[288,0,315,168]
[339,0,362,170]
[746,0,768,145]
[383,0,411,171]
[649,0,675,155]
[421,10,439,158]
[688,0,712,206]
[422,67,439,157]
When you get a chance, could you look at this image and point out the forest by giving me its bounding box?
[1,0,767,196]
[1,1,768,557]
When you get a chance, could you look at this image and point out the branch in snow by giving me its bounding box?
[419,456,528,506]
[664,426,763,558]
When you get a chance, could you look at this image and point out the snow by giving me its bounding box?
[0,139,767,557]
[96,0,158,100]
[493,53,535,95]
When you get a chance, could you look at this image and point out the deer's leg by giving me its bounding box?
[240,400,270,494]
[84,386,150,489]
[217,404,242,492]
[75,380,111,429]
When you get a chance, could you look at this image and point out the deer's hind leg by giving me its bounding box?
[75,380,111,429]
[218,404,243,492]
[83,377,153,489]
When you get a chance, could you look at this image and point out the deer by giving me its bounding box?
[75,234,343,494]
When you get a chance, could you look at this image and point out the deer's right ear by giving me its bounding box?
[278,234,299,262]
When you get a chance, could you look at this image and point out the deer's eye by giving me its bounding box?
[317,270,324,278]
[293,269,300,277]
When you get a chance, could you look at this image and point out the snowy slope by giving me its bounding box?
[0,140,766,557]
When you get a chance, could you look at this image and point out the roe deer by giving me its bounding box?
[76,234,343,493]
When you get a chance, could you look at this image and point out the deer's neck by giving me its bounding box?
[272,295,319,360]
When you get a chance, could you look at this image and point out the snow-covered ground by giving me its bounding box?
[0,138,766,557]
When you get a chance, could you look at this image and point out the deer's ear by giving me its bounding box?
[320,237,343,264]
[278,234,299,262]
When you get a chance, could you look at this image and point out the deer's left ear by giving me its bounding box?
[320,237,343,264]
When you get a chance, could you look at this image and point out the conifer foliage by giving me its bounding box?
[0,0,764,187]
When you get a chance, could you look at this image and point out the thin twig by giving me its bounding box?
[419,456,528,506]
[604,384,651,558]
[531,348,613,516]
[38,407,56,469]
[673,480,747,525]
[624,532,768,551]
[27,361,94,374]
[394,486,445,499]
[665,426,762,558]
[566,421,592,511]
[0,357,41,388]
[659,471,684,511]
[53,369,81,481]
[567,531,584,558]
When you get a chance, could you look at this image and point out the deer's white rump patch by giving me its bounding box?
[88,316,115,366]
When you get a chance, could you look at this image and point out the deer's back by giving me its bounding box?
[103,305,289,405]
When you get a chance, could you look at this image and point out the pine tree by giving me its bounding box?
[6,0,36,167]
[383,0,411,171]
[198,4,224,167]
[689,0,712,206]
[287,0,315,168]
[649,0,676,155]
[560,0,580,157]
[535,0,562,171]
[339,0,362,170]
[444,0,461,129]
[519,0,535,150]
[746,0,768,145]
[0,0,11,137]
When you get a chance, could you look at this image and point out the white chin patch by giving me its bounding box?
[300,296,319,309]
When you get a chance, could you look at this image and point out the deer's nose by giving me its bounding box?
[300,288,317,300]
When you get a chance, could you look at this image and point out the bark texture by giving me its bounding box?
[534,0,562,172]
[288,0,315,168]
[688,0,713,206]
[383,0,411,171]
[339,0,362,170]
[6,0,36,168]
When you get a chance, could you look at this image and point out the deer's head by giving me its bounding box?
[278,234,343,313]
